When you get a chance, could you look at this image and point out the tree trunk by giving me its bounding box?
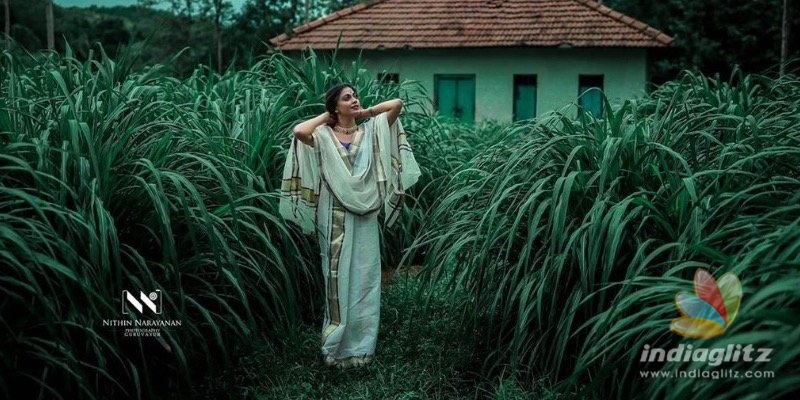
[185,0,193,21]
[46,0,54,50]
[304,0,310,24]
[780,0,789,76]
[216,23,221,73]
[4,0,10,50]
[215,0,222,73]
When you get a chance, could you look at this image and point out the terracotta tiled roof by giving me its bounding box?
[270,0,672,50]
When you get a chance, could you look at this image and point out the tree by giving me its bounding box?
[138,0,197,21]
[4,0,9,49]
[781,0,789,76]
[227,0,303,64]
[145,0,233,73]
[94,17,130,56]
[202,0,232,72]
[178,0,196,20]
[45,0,53,49]
[605,0,800,81]
[136,0,211,75]
[326,0,360,13]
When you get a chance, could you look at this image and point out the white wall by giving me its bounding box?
[338,47,648,122]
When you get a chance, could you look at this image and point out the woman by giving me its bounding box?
[279,84,420,368]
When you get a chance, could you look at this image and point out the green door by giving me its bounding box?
[435,75,475,123]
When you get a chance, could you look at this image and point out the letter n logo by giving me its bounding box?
[122,290,162,315]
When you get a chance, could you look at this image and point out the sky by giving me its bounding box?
[56,0,249,11]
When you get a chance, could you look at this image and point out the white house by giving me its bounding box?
[271,0,672,122]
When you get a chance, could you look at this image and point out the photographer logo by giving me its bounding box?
[102,288,181,337]
[122,290,162,315]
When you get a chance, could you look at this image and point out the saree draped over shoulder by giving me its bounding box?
[280,113,420,368]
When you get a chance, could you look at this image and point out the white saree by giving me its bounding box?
[279,112,420,368]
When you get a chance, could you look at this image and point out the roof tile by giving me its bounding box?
[271,0,672,50]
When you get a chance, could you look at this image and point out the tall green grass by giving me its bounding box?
[0,47,364,398]
[0,43,452,398]
[6,43,797,400]
[411,69,800,399]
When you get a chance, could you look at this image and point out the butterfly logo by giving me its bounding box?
[671,268,742,339]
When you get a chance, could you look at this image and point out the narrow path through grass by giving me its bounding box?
[200,270,568,399]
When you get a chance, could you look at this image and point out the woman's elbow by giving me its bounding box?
[292,125,307,138]
[293,126,314,146]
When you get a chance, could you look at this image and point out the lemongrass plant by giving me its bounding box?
[409,68,800,399]
[0,42,450,399]
[0,46,331,398]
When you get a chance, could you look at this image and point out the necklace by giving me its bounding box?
[334,124,358,135]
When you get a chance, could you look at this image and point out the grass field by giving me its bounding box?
[1,47,798,399]
[198,273,567,400]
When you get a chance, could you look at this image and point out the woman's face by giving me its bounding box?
[335,87,361,118]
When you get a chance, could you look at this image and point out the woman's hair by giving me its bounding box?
[324,83,355,126]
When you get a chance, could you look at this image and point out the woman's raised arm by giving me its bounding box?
[358,99,404,126]
[292,112,332,147]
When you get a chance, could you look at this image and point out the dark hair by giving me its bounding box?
[324,83,355,126]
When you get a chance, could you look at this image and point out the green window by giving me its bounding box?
[578,75,604,118]
[434,74,475,123]
[513,75,537,121]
